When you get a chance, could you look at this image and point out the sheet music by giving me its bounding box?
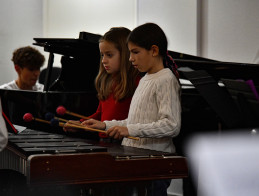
[13,124,27,133]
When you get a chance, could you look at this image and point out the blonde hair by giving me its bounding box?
[95,27,139,101]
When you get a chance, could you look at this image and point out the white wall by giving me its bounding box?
[43,0,198,54]
[138,0,198,56]
[43,0,137,67]
[202,0,259,63]
[0,0,44,84]
[43,0,137,37]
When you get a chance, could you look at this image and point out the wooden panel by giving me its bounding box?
[28,153,188,186]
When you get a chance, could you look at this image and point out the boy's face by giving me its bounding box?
[15,65,40,89]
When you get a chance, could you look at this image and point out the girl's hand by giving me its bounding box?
[63,120,81,132]
[81,119,106,130]
[106,126,129,140]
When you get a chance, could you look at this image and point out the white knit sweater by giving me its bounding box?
[105,68,181,153]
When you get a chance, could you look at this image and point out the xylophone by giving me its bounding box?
[0,128,188,187]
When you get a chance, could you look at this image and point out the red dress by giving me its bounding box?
[89,77,141,138]
[88,93,132,138]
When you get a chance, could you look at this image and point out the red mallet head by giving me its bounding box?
[56,106,66,116]
[23,113,33,122]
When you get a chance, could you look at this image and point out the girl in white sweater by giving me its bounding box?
[83,23,181,154]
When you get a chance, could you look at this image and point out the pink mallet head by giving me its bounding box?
[56,106,66,115]
[23,113,33,122]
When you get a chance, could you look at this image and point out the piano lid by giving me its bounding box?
[33,32,102,92]
[167,50,259,85]
[33,31,101,57]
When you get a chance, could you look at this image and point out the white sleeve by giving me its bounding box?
[0,98,8,151]
[104,119,128,130]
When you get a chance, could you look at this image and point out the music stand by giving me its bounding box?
[182,70,241,129]
[221,78,259,128]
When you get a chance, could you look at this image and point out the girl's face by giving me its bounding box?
[16,65,40,89]
[128,42,157,74]
[99,40,120,75]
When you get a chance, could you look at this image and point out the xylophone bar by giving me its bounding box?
[0,147,27,175]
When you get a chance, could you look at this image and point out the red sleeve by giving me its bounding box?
[88,101,102,121]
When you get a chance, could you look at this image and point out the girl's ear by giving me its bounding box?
[151,45,159,57]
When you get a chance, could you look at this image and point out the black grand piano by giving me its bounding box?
[1,31,259,195]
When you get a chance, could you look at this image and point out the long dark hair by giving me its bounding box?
[127,23,179,79]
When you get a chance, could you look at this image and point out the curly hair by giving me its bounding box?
[12,46,45,70]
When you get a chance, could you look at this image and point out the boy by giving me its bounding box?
[0,46,45,90]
